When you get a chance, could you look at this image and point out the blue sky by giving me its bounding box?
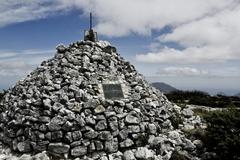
[0,0,240,95]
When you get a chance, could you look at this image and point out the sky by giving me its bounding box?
[0,0,240,95]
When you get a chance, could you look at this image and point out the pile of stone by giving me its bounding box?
[0,40,201,160]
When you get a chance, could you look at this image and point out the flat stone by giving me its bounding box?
[135,147,155,160]
[17,141,32,153]
[71,146,87,157]
[48,143,70,154]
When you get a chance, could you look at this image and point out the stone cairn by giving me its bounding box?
[0,40,200,160]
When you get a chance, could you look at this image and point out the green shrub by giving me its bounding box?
[166,90,240,108]
[203,108,240,160]
[170,151,191,160]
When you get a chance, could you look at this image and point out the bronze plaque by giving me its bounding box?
[102,84,124,99]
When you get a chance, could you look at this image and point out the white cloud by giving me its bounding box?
[0,0,70,27]
[1,0,240,66]
[157,67,210,77]
[135,1,240,63]
[61,0,235,37]
[136,45,233,63]
[0,49,53,76]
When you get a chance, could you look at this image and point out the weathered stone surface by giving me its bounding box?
[71,146,87,157]
[48,143,70,154]
[123,150,136,160]
[84,129,99,139]
[72,131,82,141]
[48,116,65,131]
[94,105,106,114]
[148,123,157,134]
[95,120,107,131]
[120,139,134,148]
[125,113,139,124]
[182,108,194,118]
[105,138,118,153]
[17,141,32,153]
[135,147,155,160]
[99,131,113,141]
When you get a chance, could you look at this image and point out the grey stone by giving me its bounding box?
[48,116,65,131]
[108,151,123,160]
[184,139,196,151]
[99,131,113,140]
[33,141,49,152]
[64,132,73,143]
[62,121,73,131]
[72,131,82,141]
[19,154,32,160]
[105,138,118,153]
[33,151,50,160]
[95,140,104,151]
[85,116,96,125]
[38,116,50,123]
[128,125,140,133]
[43,99,52,109]
[70,140,82,148]
[89,142,96,152]
[84,129,99,139]
[125,113,139,124]
[71,146,87,157]
[95,120,107,131]
[123,150,136,160]
[119,129,128,140]
[48,143,70,154]
[109,116,118,131]
[148,123,157,134]
[182,108,194,118]
[120,138,134,148]
[17,141,32,153]
[56,44,66,52]
[105,111,116,118]
[51,131,63,140]
[135,147,155,160]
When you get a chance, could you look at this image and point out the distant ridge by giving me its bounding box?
[152,82,178,94]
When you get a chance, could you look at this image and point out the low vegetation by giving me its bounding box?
[166,90,240,108]
[166,90,240,159]
[202,108,240,160]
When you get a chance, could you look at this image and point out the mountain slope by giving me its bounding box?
[152,82,178,94]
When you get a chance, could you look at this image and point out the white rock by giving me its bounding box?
[135,147,155,160]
